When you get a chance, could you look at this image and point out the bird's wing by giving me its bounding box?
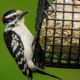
[4,30,28,75]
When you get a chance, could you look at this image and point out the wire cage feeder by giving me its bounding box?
[34,0,80,68]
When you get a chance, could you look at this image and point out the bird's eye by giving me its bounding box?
[12,15,16,19]
[5,15,17,23]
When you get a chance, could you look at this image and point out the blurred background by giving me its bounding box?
[0,0,80,80]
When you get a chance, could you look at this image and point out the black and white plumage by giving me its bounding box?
[2,9,62,80]
[4,31,27,75]
[3,9,34,80]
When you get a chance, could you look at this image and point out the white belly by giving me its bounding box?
[12,25,34,61]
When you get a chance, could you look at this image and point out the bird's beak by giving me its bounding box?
[18,10,29,20]
[21,10,29,17]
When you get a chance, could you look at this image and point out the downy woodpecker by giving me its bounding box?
[2,9,62,80]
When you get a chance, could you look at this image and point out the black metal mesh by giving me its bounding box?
[35,0,80,68]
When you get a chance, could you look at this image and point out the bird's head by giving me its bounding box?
[2,9,28,27]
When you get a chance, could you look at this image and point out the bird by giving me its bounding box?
[2,9,62,80]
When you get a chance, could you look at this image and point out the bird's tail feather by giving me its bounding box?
[35,66,62,80]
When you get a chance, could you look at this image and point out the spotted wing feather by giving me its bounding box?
[4,30,27,75]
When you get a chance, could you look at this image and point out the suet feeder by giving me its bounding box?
[34,0,80,69]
